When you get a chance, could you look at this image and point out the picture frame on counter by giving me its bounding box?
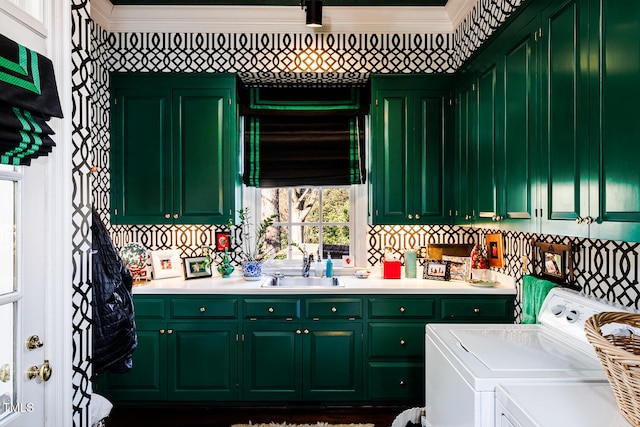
[216,232,230,251]
[486,232,505,268]
[423,260,451,281]
[183,256,212,279]
[442,255,472,282]
[150,249,182,279]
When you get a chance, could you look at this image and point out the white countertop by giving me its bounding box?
[131,269,516,295]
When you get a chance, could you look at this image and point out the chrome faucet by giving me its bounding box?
[302,251,314,277]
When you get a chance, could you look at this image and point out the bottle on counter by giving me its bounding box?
[405,248,417,278]
[314,253,324,277]
[325,253,333,278]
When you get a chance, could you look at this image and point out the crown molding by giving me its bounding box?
[445,0,477,29]
[91,0,469,34]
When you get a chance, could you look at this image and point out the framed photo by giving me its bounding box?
[216,232,230,251]
[423,260,451,281]
[442,255,472,282]
[485,233,504,268]
[150,250,182,279]
[183,256,212,279]
[532,240,573,285]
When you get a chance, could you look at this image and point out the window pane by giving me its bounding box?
[322,225,350,259]
[322,188,350,222]
[0,302,16,422]
[0,181,16,296]
[291,188,319,223]
[261,188,287,222]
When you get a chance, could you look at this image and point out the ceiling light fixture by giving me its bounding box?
[301,0,323,27]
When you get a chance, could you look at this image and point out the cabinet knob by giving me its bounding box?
[268,307,274,313]
[400,339,406,346]
[399,380,406,387]
[465,214,471,220]
[303,329,310,334]
[160,329,165,334]
[296,329,302,335]
[165,213,170,219]
[496,215,503,221]
[576,216,584,224]
[585,216,595,224]
[399,307,406,313]
[407,214,413,220]
[200,307,206,313]
[173,213,179,219]
[167,329,173,334]
[331,306,337,313]
[415,214,420,220]
[473,308,480,314]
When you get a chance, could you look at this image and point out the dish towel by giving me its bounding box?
[391,407,424,427]
[521,275,557,324]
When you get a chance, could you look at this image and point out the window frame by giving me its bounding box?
[242,183,368,267]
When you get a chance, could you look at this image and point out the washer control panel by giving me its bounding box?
[538,288,637,344]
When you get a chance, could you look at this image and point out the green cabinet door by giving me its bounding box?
[370,75,453,225]
[539,0,591,237]
[242,323,302,401]
[167,322,238,401]
[110,87,173,225]
[588,0,640,241]
[498,17,538,231]
[453,78,477,225]
[98,323,167,401]
[304,322,363,401]
[173,88,236,224]
[110,73,237,225]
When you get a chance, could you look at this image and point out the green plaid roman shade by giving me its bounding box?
[0,33,63,166]
[243,113,366,188]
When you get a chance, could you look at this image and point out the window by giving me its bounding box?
[259,186,351,261]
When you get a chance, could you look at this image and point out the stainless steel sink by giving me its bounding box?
[261,276,345,288]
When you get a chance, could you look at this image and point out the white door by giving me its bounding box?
[0,2,73,426]
[0,165,48,426]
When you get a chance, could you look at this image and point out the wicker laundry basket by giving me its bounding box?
[584,312,640,426]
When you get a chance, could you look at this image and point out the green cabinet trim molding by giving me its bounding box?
[110,73,238,225]
[94,293,514,404]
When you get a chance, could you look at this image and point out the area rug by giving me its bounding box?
[231,423,375,427]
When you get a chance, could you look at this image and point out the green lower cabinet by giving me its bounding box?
[167,322,238,401]
[368,362,423,402]
[97,324,167,401]
[242,321,363,402]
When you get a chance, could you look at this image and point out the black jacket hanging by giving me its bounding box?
[91,209,137,375]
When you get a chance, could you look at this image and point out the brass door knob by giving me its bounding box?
[399,307,406,313]
[25,335,43,350]
[167,329,173,334]
[160,329,165,334]
[296,329,302,335]
[399,380,406,387]
[268,307,274,313]
[165,213,171,219]
[407,214,413,220]
[415,214,421,220]
[173,213,179,219]
[26,360,52,382]
[400,339,406,346]
[331,307,337,313]
[200,307,206,313]
[303,329,310,334]
[474,308,480,314]
[0,364,10,382]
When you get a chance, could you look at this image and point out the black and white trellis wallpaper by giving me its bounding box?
[68,0,636,425]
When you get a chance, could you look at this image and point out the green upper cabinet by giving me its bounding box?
[538,0,591,238]
[110,73,237,225]
[455,9,538,231]
[587,0,640,241]
[370,75,454,225]
[538,0,640,241]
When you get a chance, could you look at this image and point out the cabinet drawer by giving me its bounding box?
[244,298,300,319]
[134,297,166,320]
[368,362,423,401]
[306,298,362,319]
[170,298,238,319]
[368,298,436,319]
[440,297,513,322]
[368,323,425,358]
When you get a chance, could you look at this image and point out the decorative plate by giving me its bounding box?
[469,280,498,288]
[120,242,148,270]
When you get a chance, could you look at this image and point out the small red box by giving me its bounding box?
[382,260,402,279]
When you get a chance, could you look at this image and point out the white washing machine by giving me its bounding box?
[424,288,637,427]
[495,383,632,427]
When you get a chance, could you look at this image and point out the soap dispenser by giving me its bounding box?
[314,253,324,277]
[325,253,333,278]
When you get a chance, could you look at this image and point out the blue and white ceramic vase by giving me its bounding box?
[242,261,263,281]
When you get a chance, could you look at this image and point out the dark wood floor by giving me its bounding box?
[106,405,406,427]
